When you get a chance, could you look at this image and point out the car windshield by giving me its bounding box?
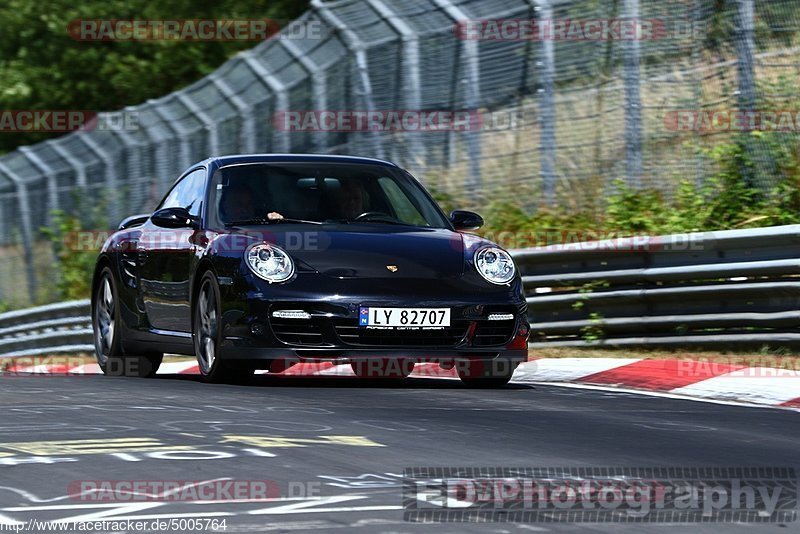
[210,162,449,228]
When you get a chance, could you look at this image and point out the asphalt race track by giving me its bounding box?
[0,373,798,533]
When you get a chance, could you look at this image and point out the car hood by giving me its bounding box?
[225,226,467,279]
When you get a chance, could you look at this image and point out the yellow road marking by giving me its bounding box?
[0,438,193,456]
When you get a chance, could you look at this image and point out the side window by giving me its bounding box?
[157,169,206,217]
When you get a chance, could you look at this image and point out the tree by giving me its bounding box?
[0,0,309,153]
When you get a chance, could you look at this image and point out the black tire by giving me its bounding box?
[93,267,122,375]
[456,359,518,388]
[194,271,250,384]
[93,267,162,378]
[351,358,415,380]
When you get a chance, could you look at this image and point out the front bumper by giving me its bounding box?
[217,275,529,365]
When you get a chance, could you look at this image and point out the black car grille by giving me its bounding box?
[333,319,470,347]
[270,319,325,346]
[269,314,517,348]
[472,320,516,346]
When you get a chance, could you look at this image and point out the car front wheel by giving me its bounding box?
[194,272,250,383]
[94,267,162,377]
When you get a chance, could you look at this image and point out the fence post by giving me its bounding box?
[734,0,756,116]
[80,130,122,224]
[18,146,58,224]
[312,0,386,160]
[366,0,424,174]
[623,0,642,189]
[690,0,704,185]
[241,50,292,154]
[210,71,257,154]
[48,139,87,189]
[108,110,150,212]
[532,0,556,203]
[281,39,329,153]
[0,162,37,304]
[433,0,482,198]
[150,103,191,177]
[734,0,768,188]
[177,92,220,158]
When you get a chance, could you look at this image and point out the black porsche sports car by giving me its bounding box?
[92,154,529,386]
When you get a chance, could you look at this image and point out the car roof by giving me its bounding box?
[193,154,401,174]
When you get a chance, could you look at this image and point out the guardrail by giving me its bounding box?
[0,300,92,358]
[515,225,800,348]
[2,224,800,358]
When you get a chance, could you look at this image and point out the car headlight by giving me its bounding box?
[245,243,294,283]
[474,246,515,285]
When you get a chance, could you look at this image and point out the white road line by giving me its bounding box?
[49,503,163,523]
[249,495,368,515]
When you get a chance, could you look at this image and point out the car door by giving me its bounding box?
[140,168,207,333]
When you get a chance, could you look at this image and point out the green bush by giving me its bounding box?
[40,194,108,301]
[472,134,800,243]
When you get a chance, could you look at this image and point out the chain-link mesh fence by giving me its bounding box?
[0,0,798,307]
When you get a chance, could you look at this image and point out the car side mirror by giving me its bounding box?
[450,210,484,231]
[151,207,198,229]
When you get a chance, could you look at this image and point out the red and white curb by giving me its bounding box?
[3,357,800,411]
[514,358,800,410]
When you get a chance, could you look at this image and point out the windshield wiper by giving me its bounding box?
[225,217,323,226]
[356,219,405,226]
[325,217,406,226]
[350,215,408,226]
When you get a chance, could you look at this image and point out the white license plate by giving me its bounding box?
[359,307,450,328]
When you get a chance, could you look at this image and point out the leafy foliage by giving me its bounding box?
[40,193,108,300]
[0,0,309,154]
[476,134,800,242]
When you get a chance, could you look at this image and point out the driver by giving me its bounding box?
[328,178,365,219]
[219,184,284,223]
[219,184,256,223]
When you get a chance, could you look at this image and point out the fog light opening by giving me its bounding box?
[250,322,265,336]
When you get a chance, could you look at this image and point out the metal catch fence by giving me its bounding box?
[0,0,799,306]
